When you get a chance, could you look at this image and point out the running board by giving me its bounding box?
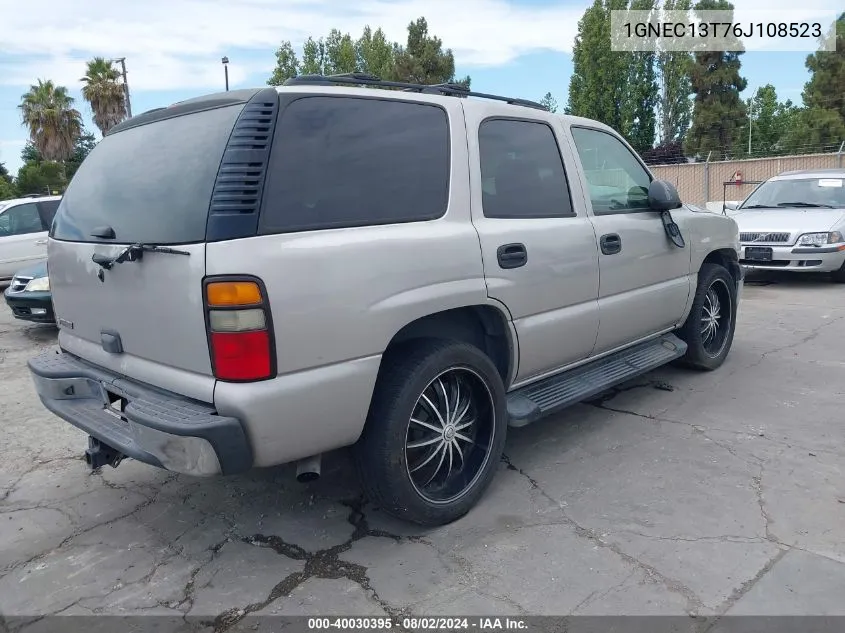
[506,334,687,427]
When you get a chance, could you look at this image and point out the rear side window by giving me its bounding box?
[478,119,574,218]
[52,104,244,244]
[0,202,45,236]
[259,96,450,234]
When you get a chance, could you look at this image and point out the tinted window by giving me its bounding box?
[52,104,244,244]
[37,199,60,226]
[0,203,44,236]
[259,96,449,234]
[478,119,573,219]
[571,127,652,214]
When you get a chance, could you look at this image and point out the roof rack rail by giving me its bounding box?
[283,73,547,110]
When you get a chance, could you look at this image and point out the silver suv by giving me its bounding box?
[28,75,742,525]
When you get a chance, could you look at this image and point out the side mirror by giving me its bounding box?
[723,201,739,211]
[648,180,682,211]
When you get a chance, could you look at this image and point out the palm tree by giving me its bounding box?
[80,57,127,136]
[19,79,83,163]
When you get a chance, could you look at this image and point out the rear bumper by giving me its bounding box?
[28,350,252,476]
[4,289,55,323]
[739,243,845,272]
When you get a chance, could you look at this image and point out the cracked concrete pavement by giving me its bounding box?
[1,271,844,629]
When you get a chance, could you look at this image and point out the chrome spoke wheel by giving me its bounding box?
[405,367,496,504]
[700,278,732,357]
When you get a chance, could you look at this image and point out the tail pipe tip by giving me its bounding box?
[295,454,322,483]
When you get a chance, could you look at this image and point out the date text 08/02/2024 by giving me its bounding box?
[307,617,529,630]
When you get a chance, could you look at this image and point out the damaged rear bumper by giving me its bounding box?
[28,349,252,476]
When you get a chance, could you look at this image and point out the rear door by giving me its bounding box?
[0,201,49,279]
[567,125,692,354]
[466,108,600,384]
[48,102,247,402]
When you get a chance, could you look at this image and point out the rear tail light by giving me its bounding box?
[204,278,275,381]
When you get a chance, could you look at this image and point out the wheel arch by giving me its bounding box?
[382,304,517,389]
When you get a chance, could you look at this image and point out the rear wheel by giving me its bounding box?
[676,263,737,371]
[355,340,507,526]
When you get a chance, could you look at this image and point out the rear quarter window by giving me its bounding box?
[52,104,244,245]
[258,96,450,234]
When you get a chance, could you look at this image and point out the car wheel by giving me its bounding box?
[830,260,845,283]
[676,263,738,371]
[355,340,507,526]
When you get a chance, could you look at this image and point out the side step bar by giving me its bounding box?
[506,333,687,427]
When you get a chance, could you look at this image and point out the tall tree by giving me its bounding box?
[781,108,845,155]
[325,29,358,74]
[300,37,329,75]
[356,26,396,79]
[80,57,127,136]
[656,0,693,144]
[540,93,559,113]
[0,163,15,200]
[19,79,82,163]
[622,0,658,153]
[393,18,470,86]
[267,41,299,85]
[568,0,628,128]
[743,85,797,156]
[685,0,747,159]
[802,14,845,122]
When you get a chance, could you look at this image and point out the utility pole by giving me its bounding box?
[747,99,753,156]
[222,57,230,91]
[112,57,132,118]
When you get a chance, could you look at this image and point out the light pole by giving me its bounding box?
[110,57,132,118]
[222,56,229,91]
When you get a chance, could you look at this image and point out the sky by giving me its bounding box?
[0,0,838,175]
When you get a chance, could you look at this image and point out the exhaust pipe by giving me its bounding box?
[295,454,321,483]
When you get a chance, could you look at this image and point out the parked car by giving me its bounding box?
[728,169,845,281]
[0,195,61,283]
[4,261,53,323]
[27,76,742,525]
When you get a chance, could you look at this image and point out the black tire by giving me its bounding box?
[354,339,507,526]
[676,263,738,371]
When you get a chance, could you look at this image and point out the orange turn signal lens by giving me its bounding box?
[206,281,262,307]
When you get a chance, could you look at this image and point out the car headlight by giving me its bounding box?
[797,231,844,246]
[24,276,50,292]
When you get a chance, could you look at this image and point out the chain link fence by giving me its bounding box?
[650,147,845,206]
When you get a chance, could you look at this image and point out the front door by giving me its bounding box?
[0,202,49,279]
[467,111,600,384]
[567,125,692,354]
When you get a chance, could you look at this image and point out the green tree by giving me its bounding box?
[393,18,470,86]
[568,0,628,127]
[356,26,397,79]
[325,29,358,74]
[300,36,328,75]
[656,0,693,144]
[802,14,845,122]
[80,57,127,136]
[685,0,747,159]
[742,85,797,156]
[781,108,845,155]
[20,142,41,164]
[540,92,559,113]
[267,41,299,85]
[0,178,16,201]
[15,161,66,195]
[19,79,82,163]
[623,0,658,153]
[65,131,98,180]
[0,162,12,185]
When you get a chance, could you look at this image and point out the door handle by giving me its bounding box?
[600,233,622,255]
[497,243,527,269]
[34,239,48,245]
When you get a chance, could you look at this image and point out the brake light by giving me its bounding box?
[204,278,274,381]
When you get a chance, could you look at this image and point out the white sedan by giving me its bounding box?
[727,169,845,282]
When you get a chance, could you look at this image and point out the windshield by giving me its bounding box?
[740,177,845,210]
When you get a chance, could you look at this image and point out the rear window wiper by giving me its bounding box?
[776,202,835,208]
[92,243,190,271]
